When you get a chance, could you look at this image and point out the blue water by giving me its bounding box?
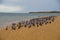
[0,13,60,28]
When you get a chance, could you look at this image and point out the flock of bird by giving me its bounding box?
[6,16,56,30]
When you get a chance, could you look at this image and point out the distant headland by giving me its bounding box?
[29,11,60,13]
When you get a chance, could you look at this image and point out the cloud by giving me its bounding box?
[4,0,21,2]
[10,0,20,2]
[0,5,23,12]
[2,0,60,13]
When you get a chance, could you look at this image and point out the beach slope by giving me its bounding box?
[0,16,60,40]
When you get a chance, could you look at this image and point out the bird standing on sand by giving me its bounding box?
[12,23,16,30]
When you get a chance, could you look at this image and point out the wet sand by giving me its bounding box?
[0,16,60,40]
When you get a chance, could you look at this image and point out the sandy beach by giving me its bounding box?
[0,16,60,40]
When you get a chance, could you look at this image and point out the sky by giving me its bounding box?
[0,0,60,13]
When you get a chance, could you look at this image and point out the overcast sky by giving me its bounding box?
[0,0,60,13]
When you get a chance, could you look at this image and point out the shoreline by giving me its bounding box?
[0,16,56,30]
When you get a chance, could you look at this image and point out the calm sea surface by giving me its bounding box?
[0,13,60,28]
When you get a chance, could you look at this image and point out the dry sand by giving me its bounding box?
[0,16,60,40]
